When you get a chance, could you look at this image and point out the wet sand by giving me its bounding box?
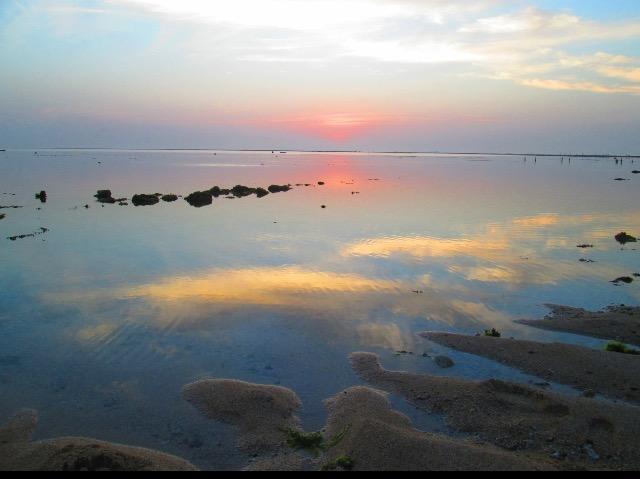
[350,352,640,470]
[320,386,554,471]
[0,410,197,471]
[423,332,640,403]
[185,379,555,470]
[518,304,640,345]
[182,379,302,455]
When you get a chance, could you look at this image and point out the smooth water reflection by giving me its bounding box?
[0,149,639,469]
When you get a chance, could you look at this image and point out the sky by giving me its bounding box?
[1,0,639,153]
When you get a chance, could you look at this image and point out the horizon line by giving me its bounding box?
[3,148,639,158]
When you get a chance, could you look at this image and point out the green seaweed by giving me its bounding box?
[321,456,355,471]
[324,426,350,449]
[283,426,350,454]
[284,428,324,452]
[483,328,501,338]
[604,341,640,355]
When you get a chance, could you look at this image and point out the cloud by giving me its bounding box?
[101,1,640,96]
[459,7,581,34]
[518,78,640,95]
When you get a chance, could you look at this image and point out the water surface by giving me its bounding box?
[1,149,639,469]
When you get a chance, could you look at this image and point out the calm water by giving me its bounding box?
[1,149,639,469]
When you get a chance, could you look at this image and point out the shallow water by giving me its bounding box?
[0,149,639,469]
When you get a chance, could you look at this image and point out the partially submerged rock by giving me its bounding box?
[182,379,301,454]
[94,190,112,200]
[612,276,634,285]
[350,352,640,470]
[7,227,49,241]
[0,410,197,471]
[93,190,127,204]
[94,190,117,204]
[208,187,231,198]
[615,232,637,245]
[161,194,178,202]
[131,194,160,207]
[267,185,291,194]
[231,185,256,198]
[35,191,47,203]
[0,214,4,220]
[184,191,213,208]
[434,356,455,369]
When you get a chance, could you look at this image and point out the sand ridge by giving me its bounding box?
[182,378,302,455]
[517,304,640,345]
[0,410,198,471]
[423,332,640,403]
[350,351,640,470]
[320,385,555,471]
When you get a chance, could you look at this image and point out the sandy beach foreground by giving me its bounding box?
[2,304,640,471]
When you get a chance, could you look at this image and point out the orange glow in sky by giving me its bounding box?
[265,112,405,142]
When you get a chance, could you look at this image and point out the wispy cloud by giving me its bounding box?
[102,1,640,95]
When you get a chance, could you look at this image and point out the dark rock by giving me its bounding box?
[7,227,49,241]
[255,188,270,198]
[612,277,634,285]
[95,190,112,200]
[267,184,291,193]
[0,214,4,220]
[184,191,213,207]
[318,181,325,185]
[208,186,222,197]
[321,205,326,209]
[615,232,637,245]
[614,178,629,181]
[231,185,256,198]
[577,244,594,249]
[35,191,47,203]
[131,194,160,206]
[632,171,640,174]
[95,190,117,204]
[161,194,178,202]
[434,356,455,369]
